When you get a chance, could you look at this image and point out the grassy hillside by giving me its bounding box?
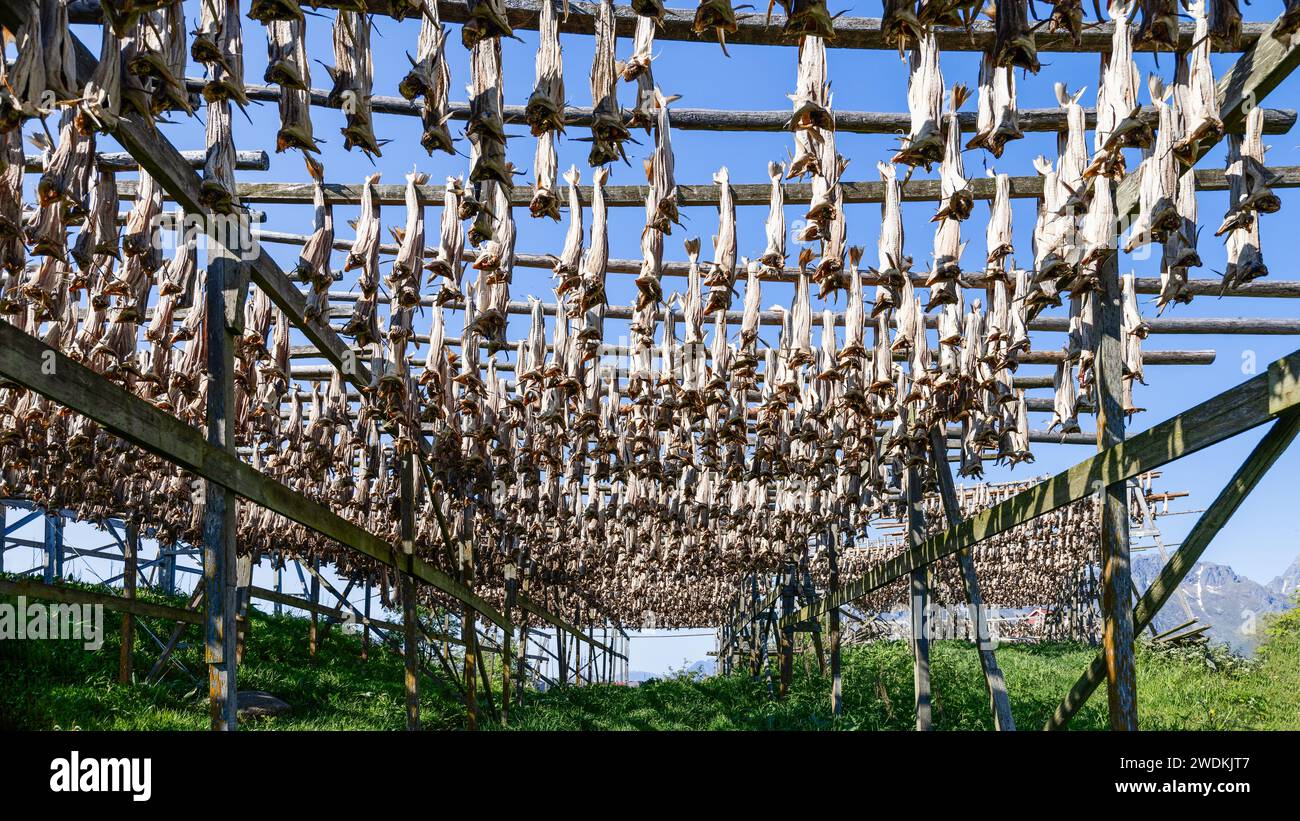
[2,579,1297,731]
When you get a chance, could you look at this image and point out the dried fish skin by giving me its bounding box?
[468,38,511,188]
[760,161,787,271]
[589,0,631,167]
[992,0,1039,74]
[893,33,944,169]
[1171,5,1223,168]
[882,0,925,53]
[1207,0,1242,50]
[266,18,318,154]
[327,11,383,158]
[526,0,567,135]
[462,0,515,50]
[966,50,1022,158]
[694,0,740,56]
[531,130,561,220]
[1134,0,1181,52]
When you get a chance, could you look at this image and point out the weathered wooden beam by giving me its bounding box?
[185,78,1296,137]
[905,464,932,731]
[118,524,138,684]
[0,577,203,625]
[928,427,1015,732]
[0,320,512,632]
[66,0,1269,53]
[399,454,419,731]
[778,348,1300,628]
[23,150,268,173]
[517,594,627,659]
[1046,408,1300,730]
[134,166,1300,207]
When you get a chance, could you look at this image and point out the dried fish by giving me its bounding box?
[327,11,383,158]
[1172,4,1223,167]
[647,90,681,234]
[966,50,1022,158]
[694,0,741,57]
[1125,76,1180,253]
[992,0,1039,73]
[893,33,944,169]
[760,162,787,272]
[933,85,973,223]
[1220,107,1273,291]
[526,0,566,136]
[266,18,317,153]
[707,167,737,312]
[985,171,1014,271]
[873,161,909,315]
[1089,1,1149,177]
[1207,0,1242,50]
[468,38,510,188]
[882,0,925,53]
[297,157,334,321]
[463,0,515,49]
[390,170,429,308]
[589,0,631,166]
[555,166,585,295]
[194,0,250,108]
[532,130,561,220]
[1134,0,1181,52]
[78,24,123,135]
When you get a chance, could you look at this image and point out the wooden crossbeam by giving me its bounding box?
[518,595,627,659]
[778,349,1300,628]
[23,150,268,173]
[0,577,203,625]
[65,0,1269,53]
[185,78,1296,137]
[125,166,1300,208]
[1045,408,1300,729]
[0,319,513,632]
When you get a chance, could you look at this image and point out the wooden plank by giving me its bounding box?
[0,578,202,625]
[928,428,1015,732]
[780,349,1300,628]
[67,0,1269,53]
[399,454,419,731]
[0,320,513,632]
[117,524,138,684]
[905,466,932,731]
[127,166,1300,208]
[23,150,268,173]
[1047,409,1300,729]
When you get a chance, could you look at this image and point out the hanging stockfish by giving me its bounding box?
[429,176,466,304]
[1027,156,1069,315]
[882,0,925,53]
[1039,0,1088,46]
[590,0,631,166]
[790,249,816,369]
[770,0,838,40]
[1172,4,1222,167]
[327,10,383,158]
[266,16,317,153]
[463,0,515,48]
[985,171,1013,274]
[636,188,665,309]
[556,166,585,297]
[694,0,741,55]
[526,0,566,136]
[1124,76,1180,253]
[1208,0,1242,49]
[199,90,239,214]
[788,35,832,178]
[760,162,786,272]
[78,24,123,135]
[893,33,944,169]
[992,0,1039,73]
[969,49,1022,160]
[0,1,46,130]
[192,0,249,108]
[578,167,611,356]
[1048,360,1081,434]
[389,170,428,309]
[706,166,737,313]
[734,260,762,379]
[468,37,510,191]
[1134,0,1180,51]
[1121,272,1148,416]
[872,161,909,316]
[646,90,681,234]
[1078,174,1115,288]
[71,169,119,273]
[1219,106,1275,291]
[532,130,561,221]
[343,172,382,348]
[129,4,191,116]
[296,157,335,321]
[1158,167,1199,313]
[400,4,454,155]
[1281,0,1300,39]
[1056,82,1089,216]
[1089,1,1149,178]
[38,110,94,219]
[121,169,162,265]
[40,0,77,104]
[681,239,707,406]
[622,15,659,131]
[933,85,973,223]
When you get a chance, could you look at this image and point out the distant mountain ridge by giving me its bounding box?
[1131,553,1298,654]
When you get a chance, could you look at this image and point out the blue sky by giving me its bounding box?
[19,2,1298,674]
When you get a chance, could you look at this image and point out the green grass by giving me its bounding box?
[3,578,1297,731]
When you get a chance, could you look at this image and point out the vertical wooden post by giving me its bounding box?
[273,562,283,617]
[827,528,842,717]
[778,562,795,699]
[118,523,138,684]
[1097,241,1138,730]
[361,573,371,661]
[400,454,419,730]
[308,559,319,657]
[202,186,246,733]
[928,427,1015,730]
[43,512,62,583]
[516,607,528,705]
[905,465,932,731]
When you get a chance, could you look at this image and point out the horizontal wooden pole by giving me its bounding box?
[66,0,1268,53]
[0,577,203,625]
[778,348,1300,628]
[0,319,513,633]
[128,167,1300,208]
[24,150,268,173]
[199,78,1295,137]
